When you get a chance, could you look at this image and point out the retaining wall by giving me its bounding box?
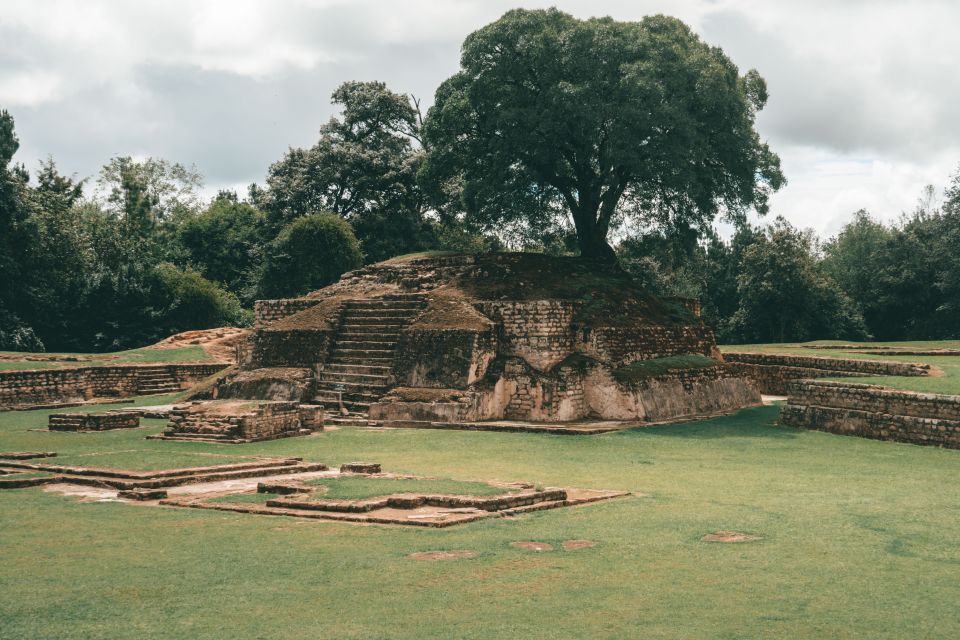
[0,363,228,409]
[779,380,960,448]
[724,352,930,394]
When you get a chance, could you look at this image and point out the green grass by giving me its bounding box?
[209,492,274,504]
[0,346,213,371]
[305,476,512,500]
[720,339,960,394]
[613,355,720,383]
[3,393,960,638]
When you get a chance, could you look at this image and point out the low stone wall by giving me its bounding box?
[254,299,320,326]
[780,380,960,448]
[0,363,228,409]
[48,412,140,432]
[583,365,761,422]
[724,352,930,394]
[163,400,313,442]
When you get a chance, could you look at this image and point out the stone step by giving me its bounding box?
[341,309,419,319]
[327,356,393,366]
[323,363,392,375]
[319,372,390,384]
[333,340,398,350]
[336,327,403,337]
[338,317,408,327]
[330,347,395,358]
[317,380,389,393]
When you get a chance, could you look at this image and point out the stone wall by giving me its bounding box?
[590,325,717,367]
[583,364,761,422]
[163,401,309,442]
[0,363,228,409]
[724,352,930,395]
[250,329,333,368]
[478,300,715,371]
[394,328,496,389]
[48,412,140,431]
[254,299,320,326]
[780,380,960,448]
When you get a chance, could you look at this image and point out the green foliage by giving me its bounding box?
[726,217,867,343]
[822,184,960,340]
[262,81,439,263]
[179,194,265,302]
[257,213,363,298]
[150,263,246,335]
[421,9,784,259]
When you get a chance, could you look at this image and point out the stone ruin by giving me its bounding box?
[149,400,322,443]
[209,253,761,426]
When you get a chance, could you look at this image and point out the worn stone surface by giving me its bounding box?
[780,379,960,448]
[0,363,227,409]
[725,352,929,395]
[159,400,311,443]
[225,254,758,424]
[48,412,140,432]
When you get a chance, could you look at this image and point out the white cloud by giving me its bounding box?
[0,0,957,238]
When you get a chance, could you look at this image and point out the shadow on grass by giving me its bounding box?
[617,405,798,440]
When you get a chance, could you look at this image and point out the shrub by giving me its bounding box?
[257,213,363,298]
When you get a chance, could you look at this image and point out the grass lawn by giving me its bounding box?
[305,476,515,499]
[0,345,213,371]
[721,339,960,394]
[3,382,960,638]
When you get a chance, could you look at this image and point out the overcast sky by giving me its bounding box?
[2,0,958,238]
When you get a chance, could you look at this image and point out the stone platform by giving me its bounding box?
[149,400,322,443]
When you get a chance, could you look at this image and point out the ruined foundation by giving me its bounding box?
[150,400,321,443]
[215,254,761,426]
[780,379,960,448]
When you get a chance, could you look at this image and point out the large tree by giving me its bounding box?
[263,81,436,262]
[421,9,784,260]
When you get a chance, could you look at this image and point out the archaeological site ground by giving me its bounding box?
[2,254,960,639]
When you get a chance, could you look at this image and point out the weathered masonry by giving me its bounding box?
[0,363,228,410]
[780,380,960,448]
[152,400,322,443]
[214,253,761,425]
[724,352,929,395]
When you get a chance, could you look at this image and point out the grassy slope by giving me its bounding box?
[3,394,960,638]
[0,346,213,371]
[721,340,960,394]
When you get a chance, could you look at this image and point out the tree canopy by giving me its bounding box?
[421,9,785,260]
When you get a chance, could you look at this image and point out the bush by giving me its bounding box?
[151,263,245,334]
[257,213,363,298]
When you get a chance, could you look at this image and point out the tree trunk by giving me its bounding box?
[576,227,618,262]
[569,202,618,263]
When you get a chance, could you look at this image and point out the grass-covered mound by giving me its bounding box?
[612,355,722,384]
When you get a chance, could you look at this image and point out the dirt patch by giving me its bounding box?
[702,530,761,543]
[562,539,595,551]
[147,327,248,361]
[407,288,493,331]
[510,541,554,552]
[407,550,479,561]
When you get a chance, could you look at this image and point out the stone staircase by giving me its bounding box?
[314,295,426,419]
[136,366,182,395]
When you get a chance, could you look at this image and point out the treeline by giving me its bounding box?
[0,85,500,353]
[623,180,960,343]
[2,82,958,351]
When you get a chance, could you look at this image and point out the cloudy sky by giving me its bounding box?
[2,0,958,238]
